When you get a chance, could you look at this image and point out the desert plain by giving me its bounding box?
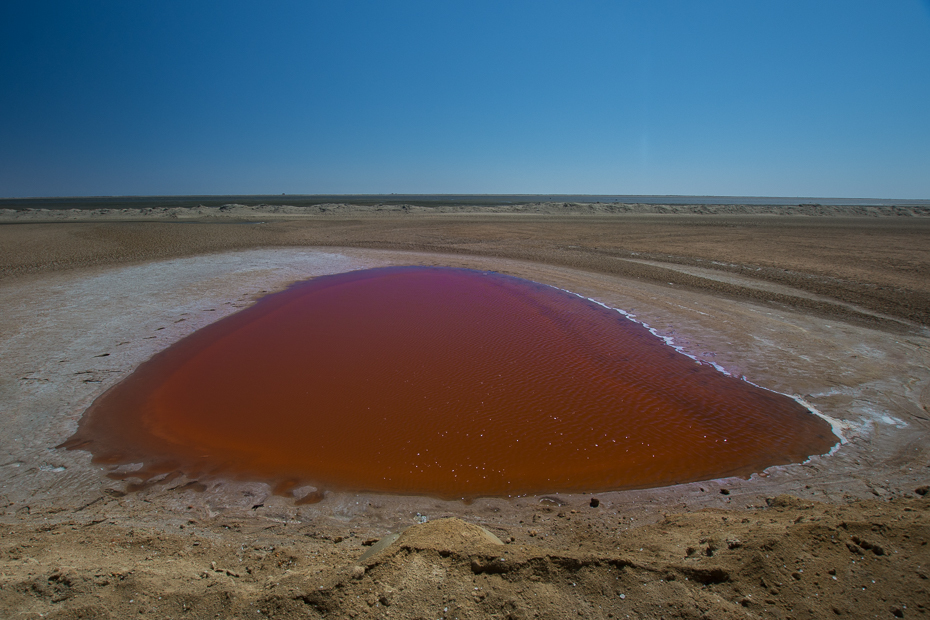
[0,201,929,619]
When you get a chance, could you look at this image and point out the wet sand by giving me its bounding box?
[1,206,929,619]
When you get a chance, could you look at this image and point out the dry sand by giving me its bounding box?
[0,205,929,619]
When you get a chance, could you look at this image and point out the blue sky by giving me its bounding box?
[1,1,928,198]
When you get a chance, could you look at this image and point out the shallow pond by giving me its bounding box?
[61,266,837,500]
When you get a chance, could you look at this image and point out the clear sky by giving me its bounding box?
[2,1,928,199]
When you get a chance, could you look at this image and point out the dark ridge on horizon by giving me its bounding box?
[1,194,928,211]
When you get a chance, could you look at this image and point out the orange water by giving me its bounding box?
[61,267,837,500]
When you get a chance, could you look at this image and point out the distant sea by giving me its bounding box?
[1,194,928,211]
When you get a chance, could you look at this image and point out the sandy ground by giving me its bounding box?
[1,206,929,619]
